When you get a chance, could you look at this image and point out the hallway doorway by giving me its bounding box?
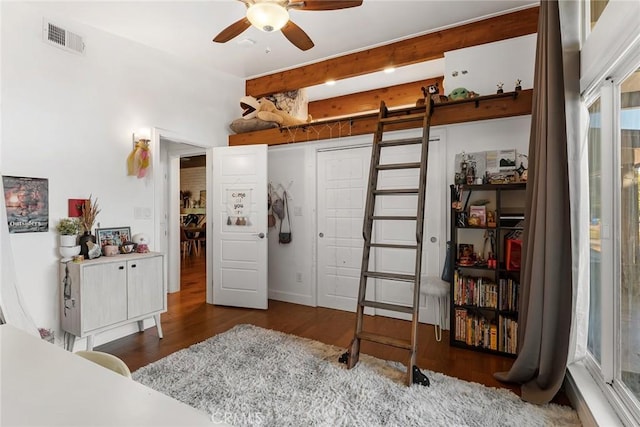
[154,131,209,300]
[179,154,207,295]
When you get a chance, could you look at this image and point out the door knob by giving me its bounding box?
[319,232,324,238]
[258,232,265,239]
[430,236,437,243]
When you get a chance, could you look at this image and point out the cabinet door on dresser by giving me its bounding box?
[82,261,128,332]
[127,256,164,319]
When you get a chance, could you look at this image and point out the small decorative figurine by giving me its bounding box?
[515,79,522,91]
[496,82,504,94]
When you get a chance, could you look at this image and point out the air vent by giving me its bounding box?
[43,19,85,55]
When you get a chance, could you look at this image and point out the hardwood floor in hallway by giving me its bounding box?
[97,253,570,405]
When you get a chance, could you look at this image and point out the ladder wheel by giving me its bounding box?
[338,351,349,365]
[412,366,430,387]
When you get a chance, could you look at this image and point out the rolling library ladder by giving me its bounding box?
[339,100,435,386]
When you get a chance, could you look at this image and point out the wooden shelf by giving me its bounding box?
[229,89,532,147]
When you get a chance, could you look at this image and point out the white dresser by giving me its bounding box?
[60,252,165,350]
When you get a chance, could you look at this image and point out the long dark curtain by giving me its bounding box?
[494,0,573,405]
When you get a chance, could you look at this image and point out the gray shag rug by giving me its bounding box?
[133,324,580,426]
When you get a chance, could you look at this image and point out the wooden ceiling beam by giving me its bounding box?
[307,77,444,120]
[245,7,538,97]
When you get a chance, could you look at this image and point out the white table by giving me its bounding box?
[0,324,224,426]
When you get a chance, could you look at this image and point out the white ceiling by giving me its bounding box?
[32,0,538,99]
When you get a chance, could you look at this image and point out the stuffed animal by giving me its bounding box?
[256,97,311,127]
[448,87,480,101]
[421,82,448,104]
[229,95,311,134]
[230,96,278,134]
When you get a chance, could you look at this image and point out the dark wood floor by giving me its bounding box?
[98,254,570,405]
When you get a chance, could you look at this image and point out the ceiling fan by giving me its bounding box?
[213,0,363,51]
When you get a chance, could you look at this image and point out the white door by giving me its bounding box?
[212,145,268,309]
[317,145,373,312]
[374,133,444,323]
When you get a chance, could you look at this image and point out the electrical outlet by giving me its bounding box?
[294,206,302,216]
[134,207,152,220]
[295,272,302,283]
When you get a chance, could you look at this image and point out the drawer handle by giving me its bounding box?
[118,266,124,270]
[131,264,137,268]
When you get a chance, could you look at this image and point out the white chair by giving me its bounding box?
[75,350,132,378]
[413,275,450,342]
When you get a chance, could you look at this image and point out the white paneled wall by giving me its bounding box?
[180,167,206,203]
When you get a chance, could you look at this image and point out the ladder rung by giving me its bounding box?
[358,331,413,350]
[378,137,423,147]
[373,188,419,195]
[376,162,421,170]
[380,113,426,124]
[370,243,418,249]
[364,271,416,282]
[371,216,417,221]
[361,300,414,314]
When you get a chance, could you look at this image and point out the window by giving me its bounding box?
[618,66,640,409]
[579,0,640,423]
[588,97,602,365]
[586,62,640,425]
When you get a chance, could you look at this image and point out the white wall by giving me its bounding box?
[267,117,530,313]
[0,2,242,347]
[444,34,536,96]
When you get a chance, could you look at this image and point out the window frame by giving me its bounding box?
[583,51,640,426]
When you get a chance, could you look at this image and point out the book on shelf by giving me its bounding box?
[489,323,497,350]
[454,308,499,350]
[498,315,518,354]
[453,270,497,308]
[499,278,520,312]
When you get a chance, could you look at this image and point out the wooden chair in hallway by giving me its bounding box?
[193,224,206,256]
[180,226,196,258]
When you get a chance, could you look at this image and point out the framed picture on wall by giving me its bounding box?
[2,175,49,233]
[96,226,132,249]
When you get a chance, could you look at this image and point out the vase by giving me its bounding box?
[78,231,96,258]
[59,234,78,247]
[59,245,81,261]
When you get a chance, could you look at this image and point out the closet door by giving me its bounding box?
[316,133,445,326]
[375,134,445,323]
[317,146,372,312]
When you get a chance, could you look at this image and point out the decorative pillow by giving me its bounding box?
[229,118,279,134]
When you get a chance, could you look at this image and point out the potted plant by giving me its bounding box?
[56,218,80,247]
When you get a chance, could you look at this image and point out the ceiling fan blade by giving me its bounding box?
[212,17,251,43]
[281,21,314,51]
[292,0,363,11]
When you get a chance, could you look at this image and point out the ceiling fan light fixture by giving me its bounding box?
[246,3,290,33]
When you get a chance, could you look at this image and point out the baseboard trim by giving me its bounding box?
[268,290,314,307]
